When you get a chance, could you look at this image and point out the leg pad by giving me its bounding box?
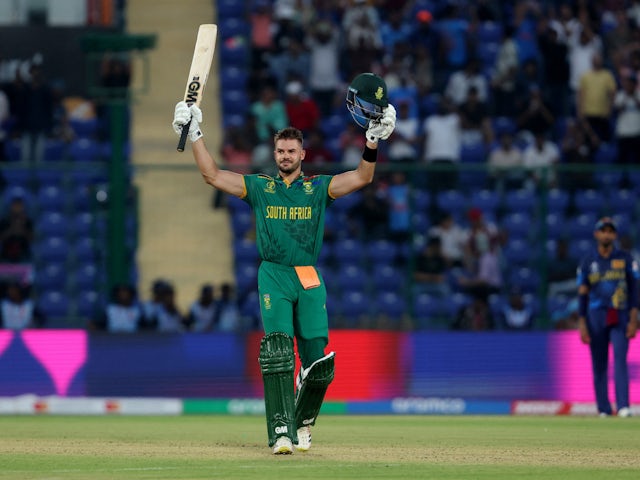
[295,351,335,429]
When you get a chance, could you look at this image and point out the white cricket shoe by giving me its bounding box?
[617,407,632,418]
[296,426,311,452]
[272,436,293,454]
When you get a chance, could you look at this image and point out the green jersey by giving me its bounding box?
[242,173,335,266]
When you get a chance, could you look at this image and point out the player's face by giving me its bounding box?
[595,226,616,248]
[274,139,305,175]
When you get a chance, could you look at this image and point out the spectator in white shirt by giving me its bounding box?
[421,97,461,191]
[445,59,488,106]
[0,282,44,330]
[428,211,468,268]
[522,132,560,188]
[568,25,603,92]
[388,100,419,163]
[488,132,525,190]
[614,74,640,167]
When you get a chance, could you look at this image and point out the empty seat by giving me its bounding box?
[574,189,605,215]
[337,291,370,324]
[436,190,467,213]
[545,188,569,213]
[366,240,398,265]
[234,238,258,263]
[508,267,540,294]
[504,189,537,212]
[371,264,405,292]
[36,211,68,238]
[37,290,70,319]
[501,212,533,240]
[375,292,406,320]
[335,264,368,293]
[34,263,66,291]
[502,239,531,266]
[333,238,365,265]
[33,237,69,263]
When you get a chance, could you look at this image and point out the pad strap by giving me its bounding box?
[259,332,297,446]
[295,352,335,429]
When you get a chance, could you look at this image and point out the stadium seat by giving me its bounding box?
[574,189,605,215]
[331,191,362,214]
[36,185,66,211]
[34,263,67,291]
[321,114,347,139]
[71,212,96,237]
[73,263,101,291]
[33,236,69,263]
[222,89,250,115]
[502,239,531,266]
[235,262,258,296]
[460,144,487,164]
[436,190,468,213]
[444,293,472,319]
[366,240,398,266]
[239,290,261,324]
[333,238,366,265]
[42,139,67,161]
[73,237,99,262]
[478,21,503,43]
[508,267,540,294]
[470,189,500,215]
[545,213,566,240]
[503,189,536,213]
[335,264,368,293]
[569,238,593,261]
[69,118,99,139]
[502,212,534,240]
[220,67,248,91]
[420,92,441,117]
[412,189,430,212]
[371,264,405,293]
[219,17,251,40]
[594,143,618,164]
[492,117,517,135]
[35,168,66,186]
[231,211,254,238]
[234,238,259,263]
[375,292,406,320]
[607,189,636,215]
[69,138,102,162]
[546,188,569,214]
[413,293,445,329]
[36,211,68,238]
[37,290,71,319]
[337,290,370,325]
[219,37,249,67]
[567,213,597,240]
[412,212,430,232]
[76,290,101,319]
[217,0,246,18]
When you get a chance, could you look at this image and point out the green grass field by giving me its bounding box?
[1,415,639,479]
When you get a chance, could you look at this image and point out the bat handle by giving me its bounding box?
[177,119,191,152]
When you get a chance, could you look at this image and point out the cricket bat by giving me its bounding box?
[177,24,218,152]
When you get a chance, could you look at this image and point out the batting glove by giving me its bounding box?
[365,104,396,143]
[172,101,203,142]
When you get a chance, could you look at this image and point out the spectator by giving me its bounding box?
[386,171,411,244]
[559,117,598,191]
[221,124,253,175]
[460,229,502,301]
[141,278,170,322]
[152,282,186,333]
[91,284,146,333]
[452,295,494,331]
[249,0,274,72]
[387,100,419,164]
[0,197,33,263]
[283,80,320,134]
[548,238,580,297]
[303,128,334,174]
[16,64,54,163]
[549,2,580,44]
[538,24,571,117]
[488,131,526,190]
[272,1,305,56]
[347,183,389,240]
[613,74,640,167]
[307,20,341,117]
[421,97,461,192]
[497,288,535,330]
[516,85,555,140]
[568,24,603,93]
[380,10,413,53]
[458,85,493,146]
[185,284,217,332]
[436,3,471,74]
[604,10,634,74]
[428,211,468,268]
[269,38,310,95]
[445,58,488,107]
[577,53,616,143]
[491,25,520,117]
[465,207,499,269]
[341,0,383,78]
[339,122,367,168]
[0,86,8,161]
[0,281,44,329]
[522,132,560,189]
[413,236,450,298]
[214,283,243,332]
[411,43,434,96]
[251,84,288,143]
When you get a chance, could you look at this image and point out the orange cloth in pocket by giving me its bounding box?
[294,266,321,290]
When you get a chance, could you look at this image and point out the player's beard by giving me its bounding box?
[277,157,301,175]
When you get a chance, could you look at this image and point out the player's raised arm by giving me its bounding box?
[173,101,246,197]
[329,73,396,199]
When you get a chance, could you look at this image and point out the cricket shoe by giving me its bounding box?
[617,407,632,418]
[295,426,311,452]
[272,436,294,455]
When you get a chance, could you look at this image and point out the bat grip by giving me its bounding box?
[177,119,192,152]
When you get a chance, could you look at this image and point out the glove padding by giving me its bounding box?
[365,104,396,143]
[172,101,203,142]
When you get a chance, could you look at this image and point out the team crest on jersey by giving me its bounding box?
[612,259,625,269]
[263,294,272,309]
[264,180,276,194]
[303,181,314,194]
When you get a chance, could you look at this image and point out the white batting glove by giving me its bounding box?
[172,101,203,142]
[365,104,396,143]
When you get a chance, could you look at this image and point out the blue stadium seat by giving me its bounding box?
[37,185,66,212]
[546,188,569,214]
[411,212,430,232]
[607,189,636,215]
[217,0,246,18]
[375,292,406,320]
[594,142,618,164]
[333,238,366,265]
[573,189,604,215]
[502,212,534,240]
[33,236,69,263]
[69,118,99,139]
[567,213,597,240]
[331,191,362,214]
[220,67,248,91]
[34,263,66,291]
[231,211,254,238]
[502,239,531,266]
[321,114,347,139]
[371,264,405,293]
[335,264,368,293]
[234,238,259,263]
[412,189,430,212]
[570,238,594,261]
[545,213,566,240]
[235,262,258,296]
[76,290,101,319]
[478,21,503,43]
[36,211,68,238]
[42,139,67,161]
[444,293,472,319]
[366,240,398,266]
[222,89,250,115]
[219,38,249,67]
[508,267,540,294]
[413,293,445,329]
[69,138,102,162]
[420,92,441,118]
[470,189,500,214]
[504,189,536,213]
[477,41,500,67]
[436,190,468,213]
[37,290,70,319]
[460,143,487,163]
[35,168,66,186]
[239,290,261,323]
[493,116,517,135]
[226,193,251,213]
[73,237,99,262]
[73,263,101,291]
[337,291,370,325]
[219,17,251,39]
[71,212,96,237]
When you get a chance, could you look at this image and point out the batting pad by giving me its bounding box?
[295,351,335,429]
[258,332,297,446]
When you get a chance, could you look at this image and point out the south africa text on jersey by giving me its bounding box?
[265,206,313,220]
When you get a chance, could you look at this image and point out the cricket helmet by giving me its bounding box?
[346,73,388,128]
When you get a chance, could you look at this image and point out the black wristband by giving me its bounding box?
[362,145,378,163]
